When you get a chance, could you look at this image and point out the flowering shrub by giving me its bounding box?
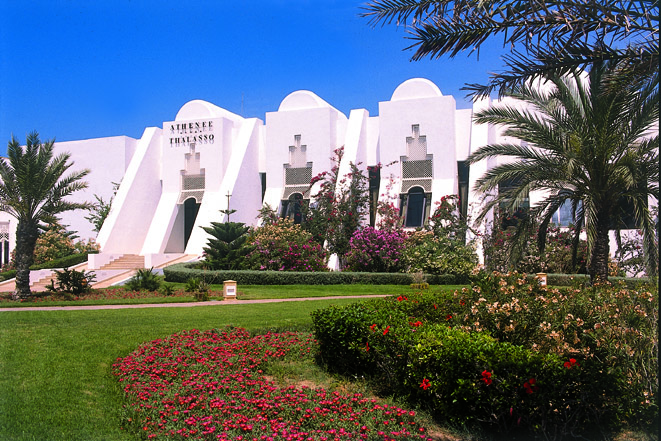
[246,219,327,271]
[400,231,478,282]
[304,147,370,268]
[311,274,658,437]
[344,227,406,272]
[112,327,433,440]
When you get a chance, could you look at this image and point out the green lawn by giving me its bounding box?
[0,299,364,441]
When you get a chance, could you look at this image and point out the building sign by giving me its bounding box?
[164,119,217,147]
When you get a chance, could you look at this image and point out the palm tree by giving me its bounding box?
[467,61,658,281]
[0,132,90,298]
[361,0,658,98]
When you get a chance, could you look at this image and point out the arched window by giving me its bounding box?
[402,187,428,228]
[282,193,304,224]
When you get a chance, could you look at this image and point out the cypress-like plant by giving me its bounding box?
[201,210,252,270]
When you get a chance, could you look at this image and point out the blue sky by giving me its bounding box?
[0,1,507,154]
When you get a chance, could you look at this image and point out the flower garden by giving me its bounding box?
[113,328,433,441]
[108,272,658,440]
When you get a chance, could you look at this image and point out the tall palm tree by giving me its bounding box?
[0,132,90,298]
[467,61,658,281]
[362,0,658,98]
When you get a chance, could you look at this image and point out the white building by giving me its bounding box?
[0,77,652,271]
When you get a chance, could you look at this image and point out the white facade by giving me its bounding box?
[0,77,653,269]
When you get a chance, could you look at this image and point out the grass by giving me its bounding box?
[0,298,368,441]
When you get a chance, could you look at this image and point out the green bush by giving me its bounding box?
[45,268,96,297]
[125,268,161,292]
[401,231,478,282]
[163,262,459,285]
[310,273,658,437]
[158,284,176,296]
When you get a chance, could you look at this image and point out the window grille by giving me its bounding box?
[182,174,205,191]
[178,173,206,204]
[402,160,433,179]
[285,167,312,186]
[0,222,8,241]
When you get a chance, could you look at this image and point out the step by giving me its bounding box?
[100,254,145,271]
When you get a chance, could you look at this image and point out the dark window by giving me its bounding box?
[282,193,304,224]
[457,161,470,221]
[552,200,581,227]
[498,178,529,229]
[369,167,381,227]
[184,197,201,248]
[260,172,266,203]
[403,187,428,228]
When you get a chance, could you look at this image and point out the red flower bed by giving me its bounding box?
[113,328,432,440]
[0,288,217,304]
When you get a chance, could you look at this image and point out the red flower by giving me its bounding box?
[420,378,431,390]
[481,370,493,385]
[445,314,452,321]
[564,358,579,369]
[383,325,390,335]
[433,304,437,310]
[365,342,370,352]
[523,378,539,394]
[397,295,407,302]
[370,323,377,332]
[409,321,423,327]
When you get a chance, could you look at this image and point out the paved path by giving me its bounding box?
[0,295,388,311]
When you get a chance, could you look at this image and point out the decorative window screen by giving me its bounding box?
[285,167,312,186]
[401,125,433,194]
[178,144,206,204]
[0,222,8,241]
[402,160,433,179]
[178,174,206,204]
[282,135,312,203]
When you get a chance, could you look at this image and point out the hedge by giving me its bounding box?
[162,262,461,285]
[0,251,97,282]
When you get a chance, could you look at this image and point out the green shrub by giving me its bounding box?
[311,272,658,437]
[163,262,459,285]
[401,231,477,282]
[158,284,176,296]
[125,268,161,292]
[46,268,96,296]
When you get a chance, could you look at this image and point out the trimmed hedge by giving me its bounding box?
[0,252,97,282]
[162,262,460,285]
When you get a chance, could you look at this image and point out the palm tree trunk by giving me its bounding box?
[589,219,611,282]
[13,221,39,299]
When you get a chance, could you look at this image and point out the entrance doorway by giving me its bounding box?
[184,198,201,248]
